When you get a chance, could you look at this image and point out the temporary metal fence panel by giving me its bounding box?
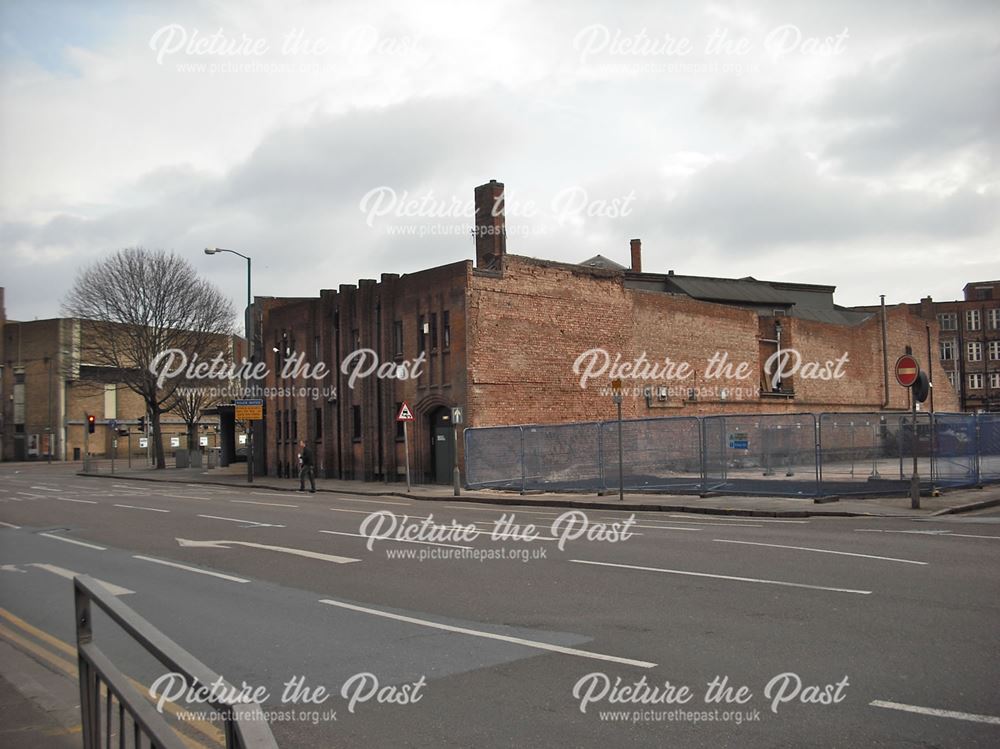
[465,410,1000,495]
[818,412,932,496]
[702,413,819,496]
[931,412,979,488]
[598,417,703,492]
[522,422,601,491]
[465,426,525,490]
[978,413,1000,483]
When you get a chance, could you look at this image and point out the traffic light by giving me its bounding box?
[137,416,146,433]
[87,414,96,434]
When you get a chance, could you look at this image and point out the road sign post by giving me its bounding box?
[397,402,415,492]
[451,406,463,497]
[895,355,921,509]
[235,399,263,484]
[611,379,624,502]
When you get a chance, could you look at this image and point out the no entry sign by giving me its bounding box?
[895,355,919,387]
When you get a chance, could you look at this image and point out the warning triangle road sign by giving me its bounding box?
[396,402,415,422]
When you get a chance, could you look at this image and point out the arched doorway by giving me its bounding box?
[429,406,454,484]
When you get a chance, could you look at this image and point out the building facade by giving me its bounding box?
[256,181,960,484]
[0,314,244,462]
[857,281,1000,412]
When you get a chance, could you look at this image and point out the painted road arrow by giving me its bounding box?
[176,538,359,564]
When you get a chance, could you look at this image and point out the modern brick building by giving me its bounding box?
[0,311,244,462]
[862,281,1000,412]
[256,181,959,484]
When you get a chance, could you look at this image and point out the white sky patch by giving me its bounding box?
[1,0,998,319]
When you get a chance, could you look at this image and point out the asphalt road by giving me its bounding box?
[1,463,998,748]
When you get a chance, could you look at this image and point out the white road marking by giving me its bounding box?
[713,539,927,565]
[319,529,473,550]
[114,504,170,513]
[329,507,407,516]
[160,494,211,501]
[30,486,61,492]
[197,514,284,528]
[329,496,412,506]
[666,514,808,524]
[318,598,657,669]
[870,700,1000,725]
[625,523,702,533]
[0,564,25,572]
[570,559,872,595]
[0,522,20,529]
[39,533,106,551]
[231,500,298,508]
[132,555,249,583]
[176,538,358,564]
[444,505,563,516]
[28,564,134,595]
[2,497,22,502]
[857,529,1000,540]
[51,497,97,505]
[603,517,761,528]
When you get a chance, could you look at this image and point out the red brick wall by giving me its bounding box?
[466,255,958,430]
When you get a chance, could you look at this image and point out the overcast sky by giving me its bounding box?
[2,0,998,322]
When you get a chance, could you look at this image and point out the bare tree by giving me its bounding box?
[168,337,239,451]
[62,248,235,469]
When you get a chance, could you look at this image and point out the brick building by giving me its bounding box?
[859,281,1000,412]
[0,311,244,462]
[256,180,959,484]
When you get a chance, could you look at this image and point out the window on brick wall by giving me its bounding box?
[418,315,426,352]
[443,311,451,349]
[938,313,957,331]
[393,321,404,357]
[968,373,984,390]
[990,341,1000,361]
[315,407,322,440]
[968,342,983,362]
[967,309,981,331]
[430,312,438,350]
[940,339,956,361]
[314,335,321,362]
[946,371,958,391]
[990,372,1000,390]
[352,405,362,441]
[277,409,282,440]
[292,410,298,440]
[989,308,1000,330]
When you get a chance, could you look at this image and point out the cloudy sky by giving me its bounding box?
[1,0,998,322]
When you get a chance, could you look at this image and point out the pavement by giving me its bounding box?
[2,461,999,747]
[75,460,1000,518]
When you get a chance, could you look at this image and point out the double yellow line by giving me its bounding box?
[0,607,224,748]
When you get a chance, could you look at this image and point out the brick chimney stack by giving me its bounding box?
[630,238,642,273]
[474,179,506,269]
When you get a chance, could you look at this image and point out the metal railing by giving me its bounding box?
[466,412,1000,498]
[75,575,278,749]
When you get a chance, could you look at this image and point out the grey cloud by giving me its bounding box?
[658,146,998,249]
[821,34,1000,173]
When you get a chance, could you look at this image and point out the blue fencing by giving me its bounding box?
[465,411,998,497]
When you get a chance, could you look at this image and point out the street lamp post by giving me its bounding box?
[205,247,254,484]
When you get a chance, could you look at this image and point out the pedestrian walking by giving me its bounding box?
[298,439,316,493]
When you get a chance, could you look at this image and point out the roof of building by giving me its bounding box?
[625,271,872,326]
[578,254,627,270]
